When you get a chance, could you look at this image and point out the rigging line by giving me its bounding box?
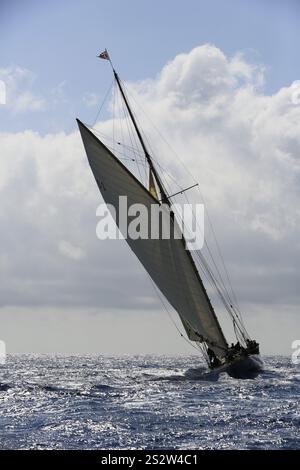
[176,220,242,336]
[134,191,230,349]
[94,124,245,337]
[194,258,234,330]
[91,129,187,194]
[233,320,244,344]
[111,149,143,164]
[122,79,236,282]
[196,185,245,323]
[120,84,168,149]
[161,207,226,326]
[124,85,241,308]
[92,78,114,127]
[145,273,205,355]
[121,82,245,322]
[91,132,140,162]
[127,105,145,185]
[182,191,236,313]
[233,317,246,344]
[193,240,249,340]
[92,129,178,176]
[138,225,224,355]
[140,146,240,326]
[197,341,210,365]
[90,124,185,195]
[195,246,241,322]
[149,156,187,192]
[116,134,147,165]
[181,187,236,310]
[162,205,227,348]
[114,156,137,162]
[118,82,149,187]
[118,84,148,185]
[168,186,236,318]
[120,85,198,202]
[103,142,138,162]
[167,184,199,200]
[121,88,145,184]
[87,124,189,191]
[199,217,245,332]
[92,113,231,349]
[112,81,116,156]
[122,81,200,185]
[123,89,148,187]
[120,81,157,155]
[116,84,145,172]
[181,187,247,333]
[195,249,248,339]
[157,197,228,314]
[114,74,170,203]
[88,127,146,164]
[191,249,225,300]
[115,81,142,179]
[86,124,148,169]
[142,146,183,200]
[117,80,126,165]
[172,198,247,336]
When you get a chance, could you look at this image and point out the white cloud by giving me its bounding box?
[51,80,67,104]
[82,92,100,107]
[59,240,85,260]
[0,66,46,113]
[1,44,300,353]
[124,45,300,243]
[0,79,6,105]
[12,91,46,113]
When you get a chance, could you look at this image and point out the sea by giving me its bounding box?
[0,355,299,450]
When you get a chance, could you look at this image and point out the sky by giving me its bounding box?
[0,0,300,355]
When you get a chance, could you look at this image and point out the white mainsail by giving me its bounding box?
[77,119,228,357]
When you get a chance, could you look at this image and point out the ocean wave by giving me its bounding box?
[0,355,299,450]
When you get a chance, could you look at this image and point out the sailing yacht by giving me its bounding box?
[77,50,263,379]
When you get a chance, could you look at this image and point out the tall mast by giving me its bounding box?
[99,50,228,350]
[101,50,168,201]
[114,72,227,348]
[113,70,169,204]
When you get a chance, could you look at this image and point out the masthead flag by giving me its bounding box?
[98,49,109,60]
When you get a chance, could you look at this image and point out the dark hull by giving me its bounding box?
[203,354,264,380]
[226,354,263,379]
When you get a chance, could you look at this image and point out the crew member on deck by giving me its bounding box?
[207,347,221,368]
